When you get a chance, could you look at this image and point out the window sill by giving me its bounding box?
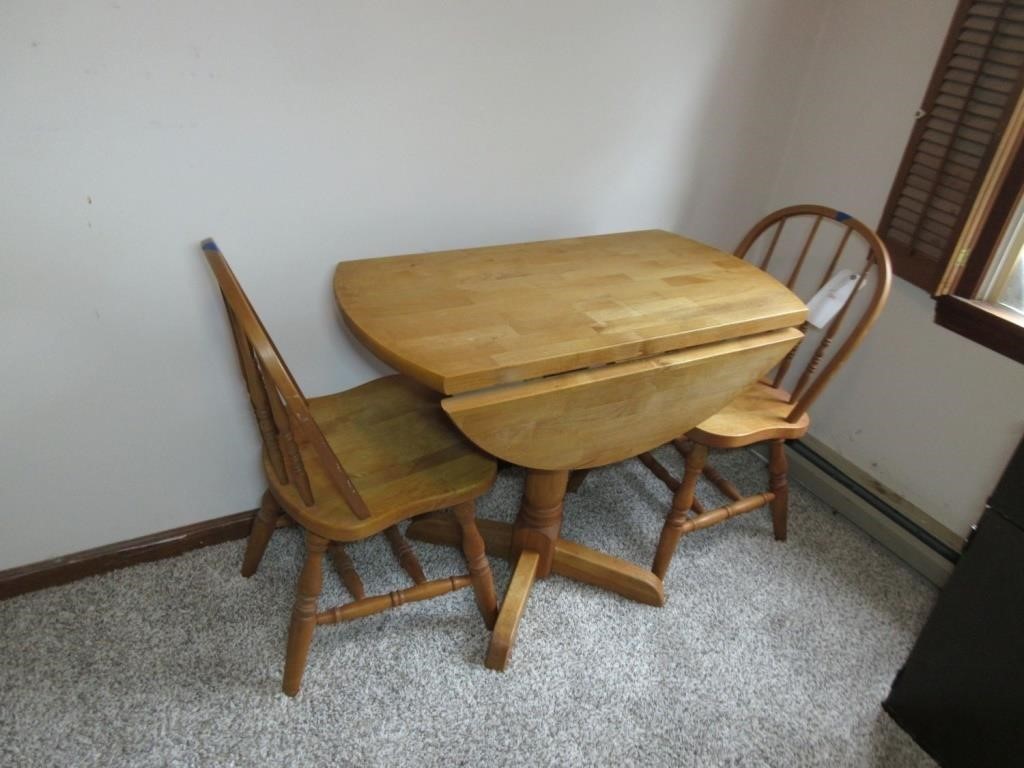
[934,295,1024,365]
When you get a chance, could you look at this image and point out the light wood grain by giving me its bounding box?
[512,469,569,576]
[383,525,427,584]
[485,551,539,671]
[315,576,473,624]
[204,239,501,696]
[638,206,891,584]
[334,228,809,673]
[453,501,499,630]
[768,439,789,541]
[336,230,807,395]
[686,382,811,448]
[240,490,283,578]
[404,516,665,607]
[283,531,327,697]
[328,543,365,600]
[653,443,706,580]
[274,376,496,542]
[442,328,802,469]
[407,513,514,559]
[735,206,891,423]
[549,538,664,606]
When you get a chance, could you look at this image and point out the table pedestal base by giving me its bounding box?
[405,515,665,670]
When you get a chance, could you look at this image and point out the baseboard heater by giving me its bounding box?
[787,440,960,565]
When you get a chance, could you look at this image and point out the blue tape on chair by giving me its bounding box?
[835,211,852,222]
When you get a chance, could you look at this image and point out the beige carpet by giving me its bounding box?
[0,447,937,767]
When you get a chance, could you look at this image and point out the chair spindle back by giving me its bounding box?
[202,239,371,519]
[734,205,892,423]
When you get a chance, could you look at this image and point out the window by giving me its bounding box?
[979,198,1024,313]
[878,0,1024,364]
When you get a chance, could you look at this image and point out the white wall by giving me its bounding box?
[0,0,826,570]
[766,0,1024,538]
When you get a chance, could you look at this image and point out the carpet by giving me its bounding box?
[0,447,937,767]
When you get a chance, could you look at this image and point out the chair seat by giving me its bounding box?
[687,381,810,449]
[267,375,496,542]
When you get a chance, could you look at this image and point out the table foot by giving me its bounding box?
[551,539,664,607]
[407,515,513,558]
[407,513,665,671]
[485,550,539,671]
[407,516,665,606]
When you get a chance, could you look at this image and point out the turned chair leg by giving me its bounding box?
[384,525,427,584]
[282,531,328,697]
[652,443,708,580]
[453,501,499,630]
[241,490,283,577]
[768,439,789,542]
[328,543,366,601]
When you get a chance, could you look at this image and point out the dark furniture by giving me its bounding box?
[884,435,1024,766]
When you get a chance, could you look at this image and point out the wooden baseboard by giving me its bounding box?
[0,509,258,600]
[2,437,968,597]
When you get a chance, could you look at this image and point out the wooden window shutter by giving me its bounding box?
[878,0,1024,293]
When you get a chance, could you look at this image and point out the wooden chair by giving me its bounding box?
[202,239,499,696]
[638,205,892,580]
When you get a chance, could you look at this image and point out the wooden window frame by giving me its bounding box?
[934,294,1024,362]
[878,0,1024,365]
[935,88,1024,365]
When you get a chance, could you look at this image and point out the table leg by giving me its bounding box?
[476,469,567,669]
[406,517,665,607]
[512,469,568,576]
[405,466,664,671]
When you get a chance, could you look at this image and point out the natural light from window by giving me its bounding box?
[981,195,1024,317]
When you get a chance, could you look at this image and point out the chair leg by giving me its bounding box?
[282,531,328,697]
[652,443,707,580]
[452,501,499,630]
[384,525,427,584]
[768,439,789,542]
[328,543,366,600]
[241,490,283,577]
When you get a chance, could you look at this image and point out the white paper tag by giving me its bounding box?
[805,269,860,329]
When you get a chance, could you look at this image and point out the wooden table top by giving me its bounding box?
[335,229,806,395]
